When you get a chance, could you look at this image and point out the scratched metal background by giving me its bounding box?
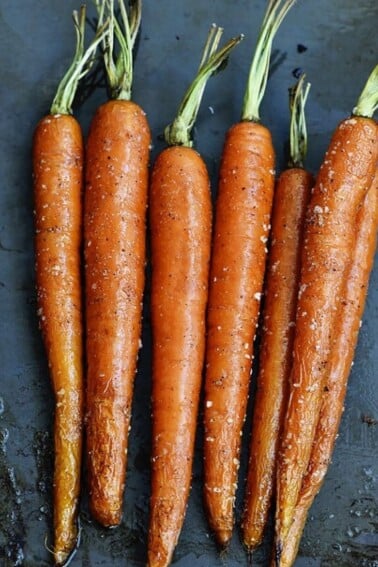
[0,1,377,566]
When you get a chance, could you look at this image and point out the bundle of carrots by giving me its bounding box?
[242,73,313,556]
[31,0,378,566]
[203,0,297,549]
[33,0,151,561]
[33,7,107,564]
[274,65,378,567]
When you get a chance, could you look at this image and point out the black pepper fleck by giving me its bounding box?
[292,67,302,79]
[297,43,308,53]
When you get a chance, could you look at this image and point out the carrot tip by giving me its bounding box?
[89,504,122,529]
[246,548,253,567]
[218,539,231,557]
[54,516,82,567]
[214,531,233,556]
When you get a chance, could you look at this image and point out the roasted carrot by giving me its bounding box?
[277,170,378,567]
[84,0,151,527]
[242,75,313,552]
[275,65,378,563]
[203,0,297,548]
[147,27,243,567]
[33,7,106,565]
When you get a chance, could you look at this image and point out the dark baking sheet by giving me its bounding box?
[0,1,377,566]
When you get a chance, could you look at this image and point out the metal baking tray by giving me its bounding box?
[0,1,377,565]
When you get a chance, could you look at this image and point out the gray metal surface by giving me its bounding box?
[0,1,377,565]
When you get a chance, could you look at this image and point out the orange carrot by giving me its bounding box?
[147,28,243,567]
[33,8,105,565]
[84,0,151,527]
[278,169,377,567]
[203,0,297,548]
[242,75,313,552]
[275,65,378,562]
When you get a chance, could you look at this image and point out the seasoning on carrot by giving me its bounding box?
[275,64,378,564]
[203,0,298,549]
[147,26,243,567]
[276,67,378,567]
[84,0,151,527]
[242,75,313,554]
[33,7,106,565]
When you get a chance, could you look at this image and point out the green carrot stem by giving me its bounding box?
[128,0,142,47]
[165,25,243,148]
[353,63,378,118]
[288,74,311,168]
[242,0,297,122]
[96,0,141,101]
[51,5,108,115]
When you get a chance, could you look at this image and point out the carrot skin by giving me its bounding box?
[203,121,275,547]
[148,146,212,567]
[275,116,378,547]
[242,168,313,550]
[278,172,378,567]
[84,99,151,526]
[33,114,83,565]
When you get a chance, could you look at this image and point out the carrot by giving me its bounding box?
[274,65,378,563]
[33,8,106,565]
[147,27,243,567]
[277,170,378,567]
[203,0,297,549]
[242,75,313,553]
[84,0,151,527]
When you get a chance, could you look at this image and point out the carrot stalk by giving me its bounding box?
[353,63,378,117]
[288,75,311,168]
[147,27,243,567]
[84,0,151,527]
[33,7,106,565]
[275,65,378,561]
[242,0,297,122]
[164,25,244,147]
[277,171,378,567]
[203,0,297,549]
[242,75,313,552]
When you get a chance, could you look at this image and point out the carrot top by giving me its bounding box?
[51,5,107,116]
[242,0,297,122]
[164,25,243,148]
[288,74,311,168]
[95,0,141,100]
[353,63,378,118]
